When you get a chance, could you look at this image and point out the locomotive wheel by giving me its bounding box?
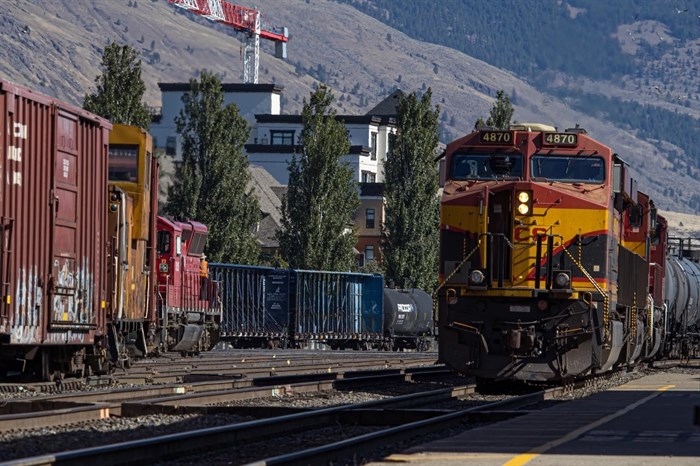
[47,370,64,383]
[40,349,60,382]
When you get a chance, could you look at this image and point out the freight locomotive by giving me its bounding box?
[436,123,699,382]
[210,264,434,351]
[0,80,220,380]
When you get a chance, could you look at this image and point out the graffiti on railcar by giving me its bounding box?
[11,266,41,344]
[45,330,88,344]
[53,259,75,322]
[76,256,94,324]
[51,258,94,324]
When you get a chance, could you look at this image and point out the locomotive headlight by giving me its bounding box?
[515,190,533,216]
[554,272,571,288]
[109,203,118,213]
[469,269,485,285]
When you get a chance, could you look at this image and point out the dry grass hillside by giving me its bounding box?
[659,210,700,238]
[2,0,700,228]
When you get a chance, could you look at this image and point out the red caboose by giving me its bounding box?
[156,217,221,353]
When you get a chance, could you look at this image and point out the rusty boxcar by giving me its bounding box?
[0,80,111,379]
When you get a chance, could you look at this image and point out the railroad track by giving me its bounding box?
[243,378,600,466]
[115,357,439,384]
[0,379,487,466]
[0,352,438,390]
[0,363,663,465]
[0,366,451,434]
[0,367,580,466]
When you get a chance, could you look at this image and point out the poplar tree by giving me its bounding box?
[278,85,359,271]
[474,89,514,130]
[165,71,260,264]
[383,89,440,291]
[83,42,151,129]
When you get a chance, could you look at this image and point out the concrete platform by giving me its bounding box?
[368,371,700,466]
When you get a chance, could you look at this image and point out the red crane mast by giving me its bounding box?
[167,0,288,84]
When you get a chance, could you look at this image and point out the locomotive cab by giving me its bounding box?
[156,218,221,354]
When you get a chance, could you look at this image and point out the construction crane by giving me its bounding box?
[166,0,288,84]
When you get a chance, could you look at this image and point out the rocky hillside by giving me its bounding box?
[1,0,700,220]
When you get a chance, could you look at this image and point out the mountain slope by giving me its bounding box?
[1,0,699,217]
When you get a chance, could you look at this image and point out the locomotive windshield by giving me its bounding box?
[531,155,605,184]
[108,144,139,182]
[452,153,523,180]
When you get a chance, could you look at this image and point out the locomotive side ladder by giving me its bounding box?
[166,0,289,84]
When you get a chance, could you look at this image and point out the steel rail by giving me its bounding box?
[115,358,439,384]
[0,382,479,466]
[244,389,555,466]
[0,367,452,434]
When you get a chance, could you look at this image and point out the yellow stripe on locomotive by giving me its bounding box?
[439,125,612,297]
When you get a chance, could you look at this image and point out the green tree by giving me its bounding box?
[383,89,440,291]
[165,71,260,264]
[83,42,151,129]
[278,85,359,271]
[476,89,514,130]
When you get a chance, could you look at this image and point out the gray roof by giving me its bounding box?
[247,165,285,247]
[366,89,406,116]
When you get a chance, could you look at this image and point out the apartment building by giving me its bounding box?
[152,81,402,265]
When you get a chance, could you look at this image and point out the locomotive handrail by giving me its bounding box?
[560,245,609,341]
[432,236,483,321]
[433,236,483,295]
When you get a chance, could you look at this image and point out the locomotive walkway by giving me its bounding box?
[368,371,700,466]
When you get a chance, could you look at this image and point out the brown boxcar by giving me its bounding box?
[0,80,111,379]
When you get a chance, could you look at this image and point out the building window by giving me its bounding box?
[166,136,177,156]
[370,131,377,160]
[366,208,375,229]
[270,130,295,145]
[362,171,376,183]
[365,244,375,262]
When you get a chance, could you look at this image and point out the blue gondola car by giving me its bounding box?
[291,269,384,349]
[209,264,433,350]
[211,264,291,348]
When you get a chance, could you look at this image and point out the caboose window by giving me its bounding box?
[108,144,139,182]
[531,156,605,184]
[452,153,523,180]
